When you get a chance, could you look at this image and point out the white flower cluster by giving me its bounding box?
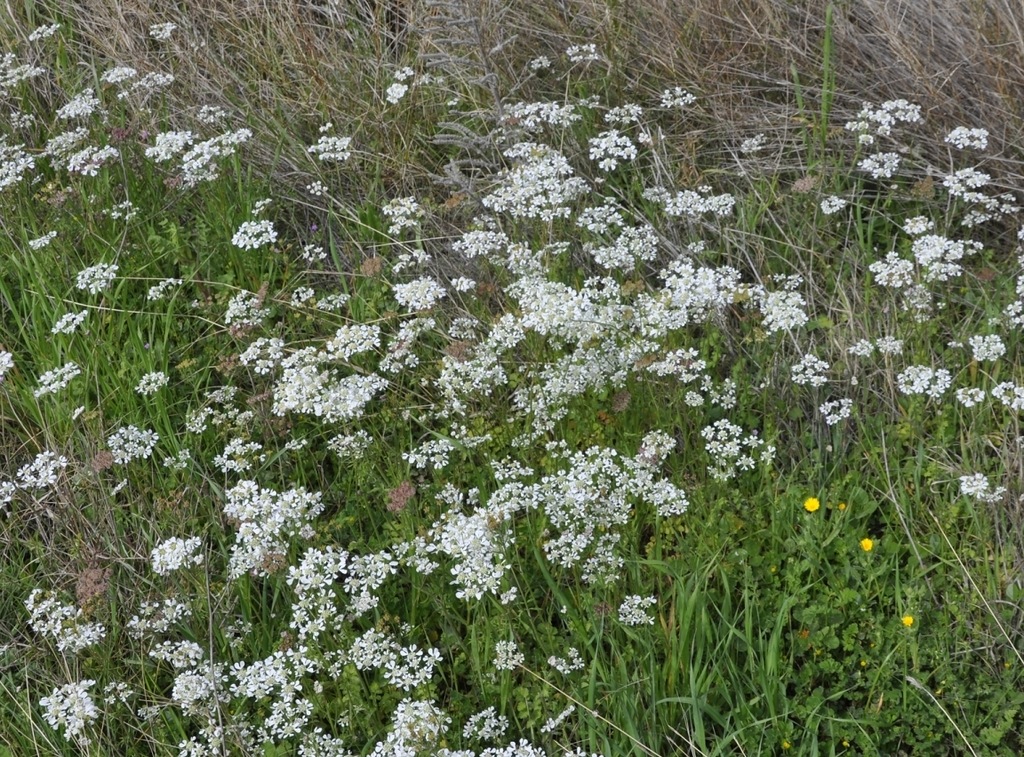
[232,219,277,250]
[586,224,658,270]
[992,382,1024,411]
[959,473,1006,503]
[463,706,509,741]
[101,65,137,84]
[107,425,159,464]
[548,647,585,675]
[1,139,36,191]
[911,234,981,283]
[149,22,177,40]
[618,594,657,625]
[136,371,169,395]
[126,597,192,638]
[26,589,106,654]
[381,196,423,235]
[145,131,194,162]
[945,127,989,150]
[224,290,270,327]
[148,277,183,301]
[740,133,767,153]
[307,123,352,162]
[858,152,901,179]
[967,334,1006,362]
[903,216,934,235]
[791,354,829,387]
[240,337,286,374]
[566,43,601,63]
[39,679,99,745]
[896,365,952,399]
[492,639,523,671]
[392,276,446,311]
[29,230,57,249]
[75,263,118,294]
[660,86,696,109]
[180,128,252,187]
[16,450,69,489]
[820,398,853,426]
[213,437,265,473]
[504,100,580,131]
[844,99,922,145]
[327,430,373,460]
[34,361,81,398]
[820,195,847,215]
[483,142,589,222]
[28,23,61,42]
[644,185,736,218]
[57,88,100,120]
[701,419,774,481]
[67,145,119,176]
[151,536,204,575]
[588,129,637,171]
[956,387,986,407]
[51,310,88,335]
[756,288,809,333]
[222,480,325,578]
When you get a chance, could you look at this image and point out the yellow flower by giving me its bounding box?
[902,614,914,627]
[860,537,874,552]
[782,740,792,750]
[838,502,847,511]
[803,497,820,513]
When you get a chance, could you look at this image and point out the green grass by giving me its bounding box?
[2,4,1024,756]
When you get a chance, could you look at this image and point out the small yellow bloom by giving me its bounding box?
[838,502,847,511]
[902,614,914,627]
[803,497,820,513]
[782,740,792,750]
[860,537,874,552]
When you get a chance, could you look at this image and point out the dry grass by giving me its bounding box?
[5,0,1022,196]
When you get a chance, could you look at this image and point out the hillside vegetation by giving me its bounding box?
[2,1,1024,754]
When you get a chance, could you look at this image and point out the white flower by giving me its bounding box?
[29,230,57,249]
[307,130,352,162]
[393,276,446,311]
[660,87,696,108]
[135,371,169,395]
[902,216,934,236]
[618,595,656,625]
[151,536,204,575]
[896,365,951,399]
[17,451,69,489]
[34,362,81,398]
[858,152,901,179]
[959,473,1005,503]
[149,22,177,41]
[820,398,853,425]
[493,640,523,671]
[967,334,1005,362]
[51,310,88,335]
[107,425,159,464]
[945,127,988,150]
[588,129,637,172]
[791,354,829,387]
[740,133,767,154]
[956,387,986,407]
[820,196,847,215]
[75,263,118,294]
[566,43,600,63]
[147,278,182,301]
[232,219,277,250]
[28,23,61,42]
[39,679,100,744]
[385,82,408,104]
[0,350,13,382]
[57,89,100,120]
